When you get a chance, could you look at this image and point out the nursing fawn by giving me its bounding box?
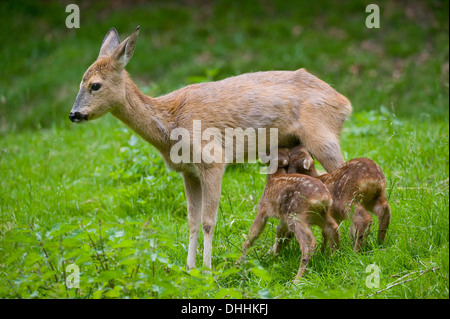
[239,148,339,280]
[287,145,391,252]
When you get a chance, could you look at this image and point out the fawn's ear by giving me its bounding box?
[303,158,312,170]
[112,26,140,68]
[99,27,120,58]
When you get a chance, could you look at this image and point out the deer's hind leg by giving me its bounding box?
[273,219,293,255]
[350,204,373,253]
[199,164,225,270]
[372,197,391,243]
[297,124,345,173]
[289,219,316,281]
[239,206,269,262]
[321,215,340,254]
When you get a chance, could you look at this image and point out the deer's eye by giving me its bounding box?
[91,83,101,91]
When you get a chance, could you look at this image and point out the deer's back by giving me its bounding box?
[263,173,331,223]
[157,69,349,132]
[324,158,386,204]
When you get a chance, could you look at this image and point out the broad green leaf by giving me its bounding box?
[218,267,240,278]
[250,267,271,281]
[104,286,122,298]
[24,252,42,267]
[94,270,124,283]
[92,290,103,299]
[257,288,272,299]
[118,256,139,267]
[111,239,134,249]
[62,236,79,248]
[214,288,242,299]
[5,250,25,265]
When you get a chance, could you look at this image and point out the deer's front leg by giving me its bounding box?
[200,164,225,270]
[183,173,202,270]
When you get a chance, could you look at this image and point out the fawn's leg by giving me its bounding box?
[290,220,316,281]
[273,219,290,255]
[183,173,203,270]
[321,216,340,253]
[350,204,373,253]
[239,208,269,262]
[373,198,391,243]
[200,164,225,270]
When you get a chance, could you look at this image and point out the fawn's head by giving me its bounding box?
[261,147,290,175]
[277,147,290,169]
[271,147,290,174]
[287,145,318,176]
[69,27,140,123]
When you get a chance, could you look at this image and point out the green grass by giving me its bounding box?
[0,0,448,299]
[1,113,448,298]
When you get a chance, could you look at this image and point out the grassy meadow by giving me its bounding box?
[0,0,448,299]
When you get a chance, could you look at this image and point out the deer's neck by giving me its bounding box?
[111,73,172,153]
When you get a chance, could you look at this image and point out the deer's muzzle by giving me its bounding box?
[69,112,88,123]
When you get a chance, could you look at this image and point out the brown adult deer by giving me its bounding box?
[69,27,352,270]
[286,145,391,252]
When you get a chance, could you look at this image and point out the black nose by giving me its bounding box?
[69,112,87,122]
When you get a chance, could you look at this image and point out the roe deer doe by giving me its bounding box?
[239,148,339,280]
[287,145,391,252]
[69,27,352,270]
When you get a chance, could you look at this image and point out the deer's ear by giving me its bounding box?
[112,26,140,68]
[99,27,120,58]
[302,158,312,170]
